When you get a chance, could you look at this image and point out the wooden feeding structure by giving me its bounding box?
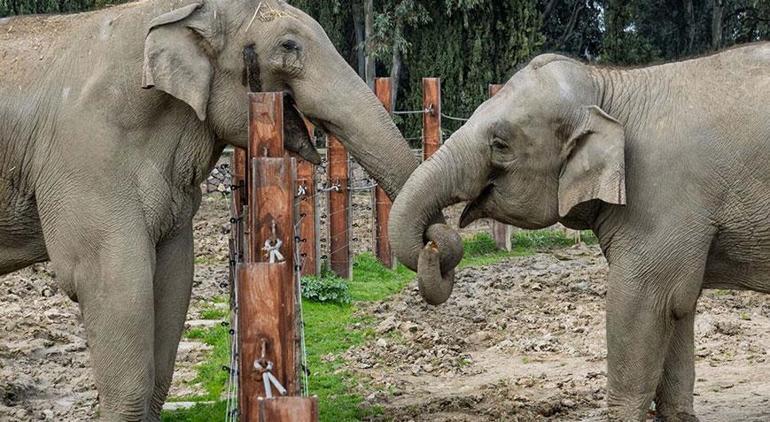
[229,92,319,422]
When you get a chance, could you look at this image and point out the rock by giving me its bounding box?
[561,398,576,408]
[471,315,486,324]
[495,339,514,349]
[376,338,388,348]
[376,316,398,334]
[467,331,491,345]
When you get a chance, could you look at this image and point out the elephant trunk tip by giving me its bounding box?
[417,240,456,306]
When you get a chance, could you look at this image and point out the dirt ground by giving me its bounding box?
[2,164,770,421]
[348,245,770,421]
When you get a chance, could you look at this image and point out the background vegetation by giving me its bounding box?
[3,0,769,142]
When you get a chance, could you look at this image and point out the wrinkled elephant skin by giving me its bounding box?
[0,0,453,419]
[390,45,770,421]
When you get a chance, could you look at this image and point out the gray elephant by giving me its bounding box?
[389,44,770,421]
[0,0,464,419]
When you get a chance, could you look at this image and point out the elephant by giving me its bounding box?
[0,0,463,419]
[389,43,770,421]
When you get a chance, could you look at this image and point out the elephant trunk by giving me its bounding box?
[389,132,485,304]
[292,63,412,201]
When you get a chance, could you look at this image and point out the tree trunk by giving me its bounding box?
[352,1,366,78]
[389,19,403,112]
[710,0,724,50]
[364,0,375,88]
[683,0,695,53]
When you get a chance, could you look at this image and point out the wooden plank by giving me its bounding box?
[238,263,299,419]
[231,147,247,262]
[249,92,284,158]
[372,78,396,269]
[326,134,351,279]
[488,84,512,251]
[257,397,319,422]
[296,157,319,276]
[422,78,442,160]
[248,158,296,265]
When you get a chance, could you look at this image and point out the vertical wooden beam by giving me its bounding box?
[327,134,351,279]
[258,397,319,421]
[296,123,319,276]
[372,78,396,269]
[488,84,513,251]
[422,78,442,160]
[231,147,247,262]
[239,92,315,421]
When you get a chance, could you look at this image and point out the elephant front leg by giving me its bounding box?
[148,225,195,420]
[61,239,157,421]
[605,240,708,421]
[654,312,698,422]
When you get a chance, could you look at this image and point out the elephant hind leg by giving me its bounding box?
[605,228,713,421]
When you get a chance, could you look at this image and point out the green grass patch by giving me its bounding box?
[199,307,228,320]
[511,229,598,250]
[161,401,228,422]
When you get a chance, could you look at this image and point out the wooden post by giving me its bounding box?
[230,147,248,261]
[372,78,396,269]
[327,134,351,279]
[239,92,317,421]
[422,78,442,160]
[488,84,513,251]
[296,123,319,276]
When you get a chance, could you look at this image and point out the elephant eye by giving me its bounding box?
[491,137,508,151]
[281,39,300,51]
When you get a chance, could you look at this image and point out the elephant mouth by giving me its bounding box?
[459,184,494,228]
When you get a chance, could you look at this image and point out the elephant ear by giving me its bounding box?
[142,1,224,121]
[558,105,626,217]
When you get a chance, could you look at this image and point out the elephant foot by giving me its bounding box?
[654,412,699,422]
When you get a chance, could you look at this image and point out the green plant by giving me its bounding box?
[301,273,352,304]
[463,233,498,257]
[512,229,575,249]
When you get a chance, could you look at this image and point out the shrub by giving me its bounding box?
[301,273,351,304]
[463,233,499,257]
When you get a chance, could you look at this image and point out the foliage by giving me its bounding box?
[5,0,768,144]
[512,228,598,249]
[462,232,498,257]
[301,271,352,304]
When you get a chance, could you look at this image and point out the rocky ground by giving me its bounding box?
[2,162,770,421]
[347,245,770,421]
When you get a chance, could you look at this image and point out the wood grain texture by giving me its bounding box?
[422,78,442,160]
[257,397,319,422]
[247,158,296,265]
[327,134,351,279]
[231,148,247,263]
[373,78,396,269]
[488,84,513,251]
[238,263,300,418]
[249,92,285,159]
[296,158,319,276]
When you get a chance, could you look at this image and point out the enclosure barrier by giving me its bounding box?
[228,92,318,421]
[222,80,513,419]
[327,134,351,278]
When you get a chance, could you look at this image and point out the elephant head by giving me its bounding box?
[390,54,626,305]
[139,0,442,206]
